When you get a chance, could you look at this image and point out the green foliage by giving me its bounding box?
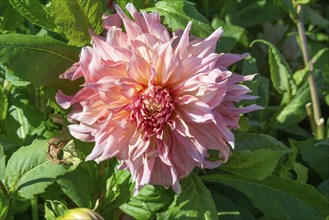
[303,6,329,29]
[221,148,290,180]
[100,169,132,220]
[50,0,103,47]
[274,0,299,21]
[146,0,214,38]
[9,0,57,32]
[312,48,329,73]
[0,84,7,121]
[56,164,99,208]
[221,0,283,28]
[0,184,8,220]
[234,133,290,151]
[44,200,67,220]
[212,194,256,220]
[0,0,328,219]
[3,139,80,199]
[0,144,8,220]
[240,57,269,127]
[0,0,25,33]
[274,83,311,128]
[202,174,329,219]
[212,18,247,53]
[251,39,297,103]
[56,161,105,208]
[295,139,329,180]
[115,0,149,11]
[0,34,80,89]
[4,87,44,141]
[0,144,5,180]
[120,185,175,220]
[242,57,270,109]
[157,173,218,220]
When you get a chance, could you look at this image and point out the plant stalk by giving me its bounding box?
[31,196,39,220]
[305,102,316,135]
[296,5,324,140]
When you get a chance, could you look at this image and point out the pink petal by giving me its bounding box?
[177,98,216,123]
[189,27,223,58]
[141,11,170,43]
[115,4,143,41]
[174,21,192,59]
[60,62,83,81]
[102,13,122,30]
[68,124,95,142]
[55,91,73,109]
[216,53,249,67]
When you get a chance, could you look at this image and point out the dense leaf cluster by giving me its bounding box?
[0,0,328,219]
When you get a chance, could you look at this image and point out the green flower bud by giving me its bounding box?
[57,208,104,220]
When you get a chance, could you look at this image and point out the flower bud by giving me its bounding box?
[57,208,104,220]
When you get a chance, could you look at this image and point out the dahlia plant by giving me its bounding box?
[56,3,261,193]
[0,0,328,220]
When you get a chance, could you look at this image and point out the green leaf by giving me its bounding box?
[295,139,329,180]
[146,0,214,38]
[120,185,174,220]
[251,39,297,103]
[293,48,329,86]
[242,56,259,75]
[212,18,246,53]
[0,0,25,32]
[202,174,329,219]
[0,34,80,91]
[3,139,81,199]
[0,144,8,220]
[221,148,289,180]
[303,6,329,29]
[293,68,308,86]
[0,182,8,220]
[273,83,311,128]
[274,0,298,21]
[226,0,282,28]
[278,138,309,182]
[157,173,218,220]
[44,200,67,220]
[212,194,256,220]
[0,134,21,157]
[0,84,7,121]
[5,198,30,218]
[4,88,44,141]
[313,48,329,73]
[293,162,309,184]
[50,0,103,47]
[115,0,145,11]
[318,179,329,201]
[294,0,311,4]
[9,0,57,31]
[0,143,5,181]
[242,56,270,108]
[100,169,132,220]
[235,133,290,151]
[57,161,100,208]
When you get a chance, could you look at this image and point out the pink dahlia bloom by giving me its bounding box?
[56,3,261,193]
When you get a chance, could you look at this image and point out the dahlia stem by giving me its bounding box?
[203,0,209,19]
[295,4,324,140]
[31,196,39,220]
[305,102,316,135]
[0,181,8,220]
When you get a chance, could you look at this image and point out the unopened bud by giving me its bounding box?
[57,208,104,220]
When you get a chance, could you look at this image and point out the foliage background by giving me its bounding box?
[0,0,328,219]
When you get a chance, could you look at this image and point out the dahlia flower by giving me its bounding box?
[56,3,261,193]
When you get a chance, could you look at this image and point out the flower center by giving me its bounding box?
[131,87,174,136]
